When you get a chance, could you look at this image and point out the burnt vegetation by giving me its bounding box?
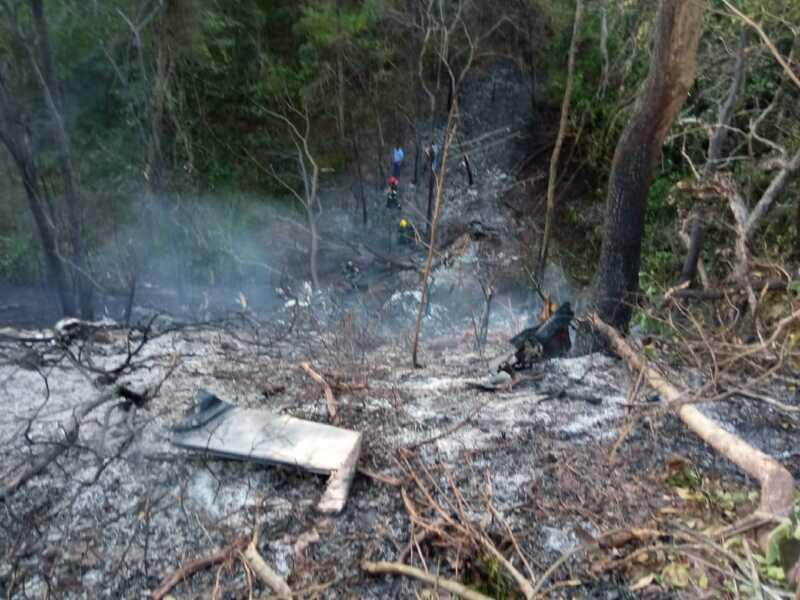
[1,0,800,598]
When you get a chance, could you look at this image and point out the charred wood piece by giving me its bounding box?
[505,302,574,370]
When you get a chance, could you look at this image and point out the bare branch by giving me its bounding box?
[721,0,800,90]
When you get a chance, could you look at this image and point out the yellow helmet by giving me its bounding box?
[399,218,409,228]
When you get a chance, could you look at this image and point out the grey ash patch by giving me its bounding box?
[1,317,796,597]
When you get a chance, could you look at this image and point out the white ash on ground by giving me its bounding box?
[0,318,797,598]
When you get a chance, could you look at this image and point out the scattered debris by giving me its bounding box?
[171,391,362,514]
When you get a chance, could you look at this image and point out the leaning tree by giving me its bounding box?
[578,0,705,345]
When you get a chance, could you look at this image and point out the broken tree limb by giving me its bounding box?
[242,535,292,599]
[590,314,798,584]
[151,535,248,600]
[300,362,337,421]
[1,387,119,501]
[665,279,796,302]
[720,0,800,91]
[362,560,494,600]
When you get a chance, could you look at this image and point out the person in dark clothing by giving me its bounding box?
[342,260,362,289]
[426,142,440,175]
[386,176,400,209]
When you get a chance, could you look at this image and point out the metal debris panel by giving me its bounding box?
[173,407,361,474]
[171,392,362,513]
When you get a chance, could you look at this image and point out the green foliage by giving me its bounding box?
[542,1,653,177]
[760,500,800,584]
[0,234,40,283]
[640,170,683,289]
[472,556,514,599]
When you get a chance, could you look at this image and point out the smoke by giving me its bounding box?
[89,192,301,324]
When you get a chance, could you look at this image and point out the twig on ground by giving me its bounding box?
[362,560,494,600]
[729,386,800,414]
[300,361,338,421]
[242,533,292,599]
[402,400,486,452]
[357,467,404,487]
[151,535,249,600]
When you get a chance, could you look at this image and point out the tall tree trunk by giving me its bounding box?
[351,137,367,226]
[537,0,583,283]
[372,91,386,184]
[584,0,705,336]
[335,0,346,150]
[0,61,76,316]
[425,153,435,238]
[30,0,94,318]
[11,147,74,315]
[147,18,168,195]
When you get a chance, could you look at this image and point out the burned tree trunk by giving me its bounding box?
[0,59,75,315]
[581,0,705,340]
[1,137,75,316]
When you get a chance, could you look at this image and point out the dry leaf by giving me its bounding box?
[630,573,656,591]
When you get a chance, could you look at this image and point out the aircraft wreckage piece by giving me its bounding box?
[171,391,362,514]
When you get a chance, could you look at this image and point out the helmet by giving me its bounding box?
[399,219,409,228]
[388,176,399,186]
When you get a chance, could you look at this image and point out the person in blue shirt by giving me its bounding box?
[392,146,404,178]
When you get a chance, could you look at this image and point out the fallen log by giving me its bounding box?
[590,314,798,586]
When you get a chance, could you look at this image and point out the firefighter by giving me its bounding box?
[398,218,415,247]
[342,260,361,289]
[386,176,400,209]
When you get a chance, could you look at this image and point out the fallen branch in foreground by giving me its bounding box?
[300,362,338,421]
[590,314,798,586]
[362,560,493,600]
[242,534,292,598]
[151,535,248,600]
